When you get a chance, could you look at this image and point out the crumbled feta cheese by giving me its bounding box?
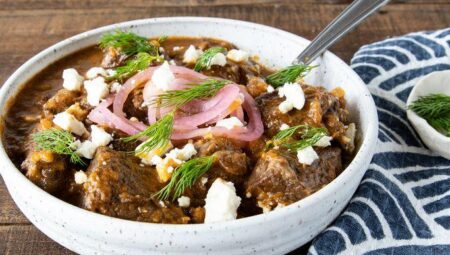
[76,140,97,159]
[183,45,203,64]
[165,143,197,162]
[110,82,122,93]
[226,49,249,63]
[62,68,84,91]
[90,125,113,147]
[156,157,181,182]
[86,67,107,79]
[297,146,319,165]
[215,117,244,130]
[151,61,175,92]
[204,178,241,223]
[314,136,333,147]
[138,142,173,165]
[84,77,109,106]
[280,123,290,130]
[53,112,87,136]
[177,196,191,207]
[267,85,275,93]
[168,59,176,65]
[74,171,87,184]
[141,143,197,182]
[278,83,305,114]
[159,201,166,208]
[159,47,165,53]
[201,177,208,185]
[150,155,163,166]
[173,46,182,51]
[209,53,227,67]
[278,101,293,114]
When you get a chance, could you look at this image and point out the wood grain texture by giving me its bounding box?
[1,0,450,254]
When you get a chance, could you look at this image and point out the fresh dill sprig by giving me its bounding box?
[266,64,316,87]
[122,112,174,154]
[429,117,450,136]
[409,94,450,118]
[194,47,226,71]
[155,155,216,201]
[154,79,229,108]
[283,126,328,151]
[272,125,308,141]
[409,94,450,137]
[31,128,85,165]
[99,30,159,56]
[109,52,163,82]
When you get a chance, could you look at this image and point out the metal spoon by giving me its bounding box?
[294,0,390,65]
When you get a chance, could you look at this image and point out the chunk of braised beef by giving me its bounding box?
[246,147,342,211]
[21,149,69,194]
[81,147,189,224]
[66,102,92,121]
[43,89,82,116]
[182,138,249,207]
[256,83,350,142]
[246,76,269,98]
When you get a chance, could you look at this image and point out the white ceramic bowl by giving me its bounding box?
[407,70,450,160]
[0,17,378,254]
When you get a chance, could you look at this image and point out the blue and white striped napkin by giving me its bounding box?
[308,28,450,255]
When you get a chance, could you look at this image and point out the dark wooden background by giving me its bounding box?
[1,0,449,254]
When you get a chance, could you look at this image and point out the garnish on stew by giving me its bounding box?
[99,30,159,56]
[266,64,316,87]
[122,112,174,154]
[155,155,216,201]
[109,52,163,81]
[409,93,450,136]
[32,128,85,165]
[194,47,226,71]
[283,127,328,151]
[154,79,229,108]
[268,125,328,151]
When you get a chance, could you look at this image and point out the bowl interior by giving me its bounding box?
[0,17,378,254]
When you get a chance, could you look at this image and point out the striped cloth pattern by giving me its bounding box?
[308,28,450,255]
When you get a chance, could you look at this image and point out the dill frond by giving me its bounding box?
[154,79,229,108]
[109,52,163,82]
[266,64,316,87]
[32,128,85,165]
[194,47,226,71]
[99,30,159,56]
[155,155,216,201]
[282,126,328,151]
[122,112,174,154]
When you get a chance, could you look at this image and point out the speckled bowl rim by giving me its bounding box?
[0,17,378,232]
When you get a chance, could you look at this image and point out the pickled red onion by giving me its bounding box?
[90,64,263,142]
[88,96,143,135]
[174,85,240,128]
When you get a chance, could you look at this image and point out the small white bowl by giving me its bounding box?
[0,17,378,254]
[407,70,450,160]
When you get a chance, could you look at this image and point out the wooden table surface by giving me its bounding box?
[1,0,449,254]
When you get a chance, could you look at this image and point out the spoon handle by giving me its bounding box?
[293,0,390,65]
